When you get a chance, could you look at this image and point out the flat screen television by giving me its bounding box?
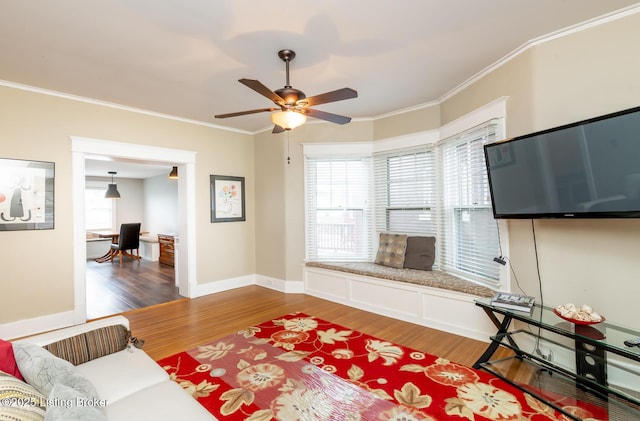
[484,105,640,219]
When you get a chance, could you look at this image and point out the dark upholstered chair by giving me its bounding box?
[110,223,141,264]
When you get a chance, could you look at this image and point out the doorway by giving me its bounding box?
[71,137,197,324]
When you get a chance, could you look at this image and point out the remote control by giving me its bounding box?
[623,337,640,347]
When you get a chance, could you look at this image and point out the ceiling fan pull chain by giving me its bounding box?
[287,131,291,165]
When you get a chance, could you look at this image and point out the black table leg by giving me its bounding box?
[473,309,516,369]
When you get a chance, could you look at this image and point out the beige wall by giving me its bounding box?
[254,130,287,280]
[373,104,441,140]
[0,86,254,324]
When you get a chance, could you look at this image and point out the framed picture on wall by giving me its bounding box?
[210,175,245,223]
[0,158,55,231]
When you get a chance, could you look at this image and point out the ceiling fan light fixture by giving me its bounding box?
[271,110,306,130]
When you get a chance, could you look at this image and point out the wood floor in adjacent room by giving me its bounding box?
[86,259,185,320]
[121,285,512,367]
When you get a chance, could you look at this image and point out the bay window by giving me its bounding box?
[304,115,504,288]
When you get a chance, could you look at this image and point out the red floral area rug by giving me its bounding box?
[157,313,608,420]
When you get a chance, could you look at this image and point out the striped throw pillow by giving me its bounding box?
[44,325,130,366]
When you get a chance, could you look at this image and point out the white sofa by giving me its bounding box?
[12,315,215,420]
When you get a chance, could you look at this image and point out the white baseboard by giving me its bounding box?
[255,275,304,293]
[0,311,76,340]
[196,274,304,297]
[195,274,255,296]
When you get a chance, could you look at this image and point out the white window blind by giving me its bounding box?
[439,120,501,286]
[305,157,373,261]
[374,146,436,236]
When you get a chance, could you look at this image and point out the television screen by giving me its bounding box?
[484,106,640,219]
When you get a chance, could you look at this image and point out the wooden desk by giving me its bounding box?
[158,234,175,266]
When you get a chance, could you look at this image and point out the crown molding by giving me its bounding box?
[439,4,640,103]
[0,79,252,135]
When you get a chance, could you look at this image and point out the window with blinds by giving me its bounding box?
[305,157,373,261]
[374,146,436,236]
[439,120,501,285]
[303,118,504,288]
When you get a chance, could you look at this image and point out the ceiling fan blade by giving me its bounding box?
[301,88,358,107]
[215,108,277,118]
[272,125,285,134]
[305,108,352,125]
[239,78,285,104]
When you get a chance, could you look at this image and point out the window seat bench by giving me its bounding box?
[303,262,498,341]
[305,261,495,298]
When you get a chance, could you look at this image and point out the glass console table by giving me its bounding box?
[474,298,640,420]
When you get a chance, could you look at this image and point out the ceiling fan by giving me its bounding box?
[215,49,358,133]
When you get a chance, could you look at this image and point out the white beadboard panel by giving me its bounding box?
[303,266,495,342]
[420,289,496,340]
[350,279,420,318]
[304,268,350,301]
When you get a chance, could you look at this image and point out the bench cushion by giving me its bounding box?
[306,261,495,297]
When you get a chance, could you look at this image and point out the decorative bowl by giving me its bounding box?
[553,308,605,325]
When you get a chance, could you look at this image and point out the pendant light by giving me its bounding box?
[169,166,178,179]
[105,171,121,199]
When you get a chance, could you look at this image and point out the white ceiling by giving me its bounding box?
[2,0,639,136]
[3,1,639,177]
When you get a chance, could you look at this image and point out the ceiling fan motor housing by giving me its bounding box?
[275,87,306,109]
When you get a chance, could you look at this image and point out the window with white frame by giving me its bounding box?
[374,146,436,236]
[85,187,114,231]
[438,120,501,285]
[305,157,373,261]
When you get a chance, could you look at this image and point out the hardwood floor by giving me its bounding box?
[121,285,513,367]
[86,258,185,319]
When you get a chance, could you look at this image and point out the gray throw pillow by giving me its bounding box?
[44,383,107,421]
[13,343,99,400]
[403,236,436,270]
